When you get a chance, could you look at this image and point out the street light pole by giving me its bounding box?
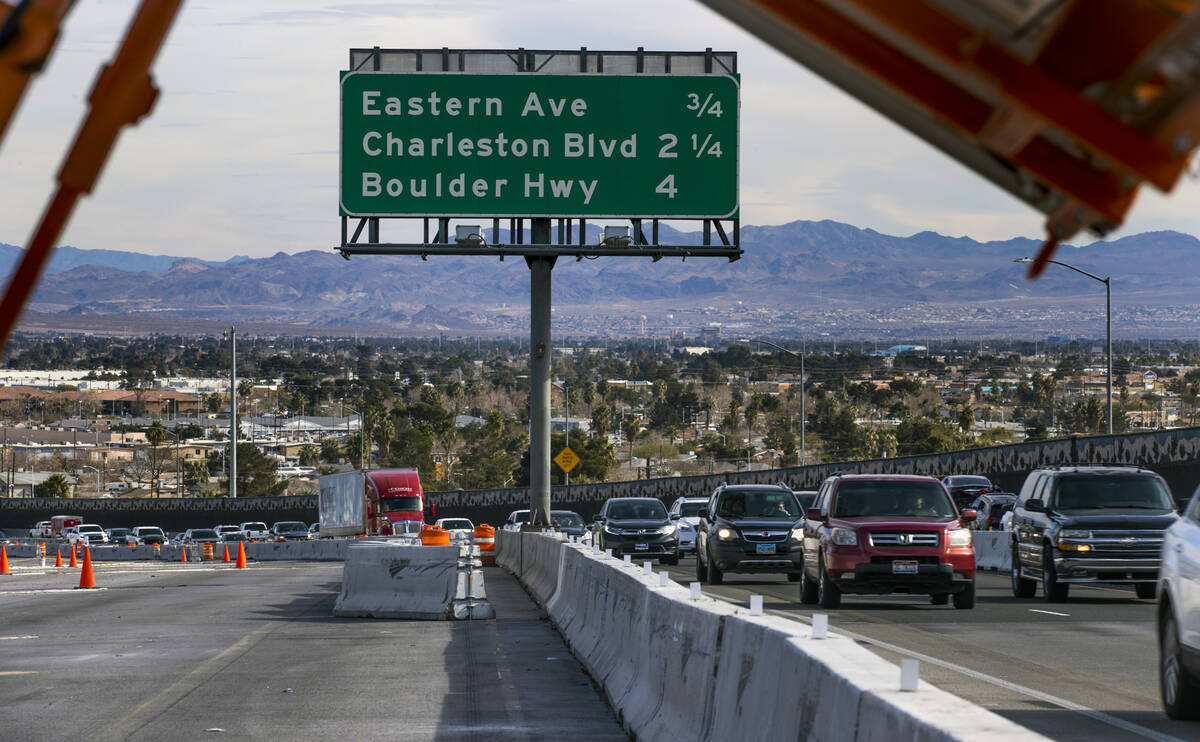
[748,338,806,466]
[1015,257,1112,434]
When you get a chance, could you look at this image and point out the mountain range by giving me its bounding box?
[2,220,1197,338]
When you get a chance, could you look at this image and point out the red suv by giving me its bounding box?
[800,474,977,609]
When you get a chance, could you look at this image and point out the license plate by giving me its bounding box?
[634,543,649,551]
[892,560,919,574]
[756,543,777,555]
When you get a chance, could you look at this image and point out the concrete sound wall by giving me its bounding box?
[428,427,1200,521]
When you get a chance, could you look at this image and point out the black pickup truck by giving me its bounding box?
[1009,465,1179,602]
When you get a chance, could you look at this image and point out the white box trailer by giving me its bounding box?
[318,471,366,538]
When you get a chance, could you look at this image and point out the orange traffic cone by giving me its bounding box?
[55,548,62,567]
[222,544,231,563]
[235,541,247,569]
[77,547,96,589]
[180,545,188,563]
[69,545,78,568]
[0,544,10,575]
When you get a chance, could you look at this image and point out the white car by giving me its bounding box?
[503,510,530,532]
[214,525,241,538]
[29,521,51,538]
[239,521,270,540]
[435,518,475,534]
[67,524,108,546]
[1159,493,1200,719]
[667,497,709,554]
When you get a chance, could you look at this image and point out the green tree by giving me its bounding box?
[590,404,612,438]
[374,417,395,468]
[145,421,171,497]
[35,473,71,498]
[229,442,287,497]
[320,437,342,464]
[298,444,321,467]
[184,460,210,487]
[958,402,974,434]
[204,393,222,414]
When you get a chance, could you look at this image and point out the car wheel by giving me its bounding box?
[1161,608,1200,719]
[1011,546,1035,598]
[695,548,707,583]
[953,582,976,609]
[817,555,841,609]
[706,550,724,585]
[1136,583,1156,600]
[1042,550,1069,603]
[930,592,949,605]
[799,563,818,605]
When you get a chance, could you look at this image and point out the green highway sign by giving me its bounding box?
[339,72,738,219]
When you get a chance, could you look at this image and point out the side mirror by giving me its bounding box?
[805,507,823,522]
[670,514,679,520]
[1024,500,1046,513]
[960,509,977,523]
[592,514,603,523]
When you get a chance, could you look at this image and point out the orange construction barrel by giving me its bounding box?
[420,525,449,546]
[474,524,495,564]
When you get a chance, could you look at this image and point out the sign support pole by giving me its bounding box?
[527,219,555,527]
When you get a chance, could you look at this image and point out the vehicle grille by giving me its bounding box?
[870,556,939,565]
[743,530,789,543]
[613,527,661,536]
[868,532,940,547]
[1079,529,1164,557]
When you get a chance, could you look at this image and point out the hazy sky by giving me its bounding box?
[1,0,1197,260]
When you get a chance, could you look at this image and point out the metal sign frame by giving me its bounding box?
[337,47,741,262]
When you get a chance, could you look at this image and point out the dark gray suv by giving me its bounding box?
[1010,465,1178,602]
[592,497,679,565]
[695,484,804,584]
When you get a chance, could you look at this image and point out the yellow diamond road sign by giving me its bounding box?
[554,446,580,474]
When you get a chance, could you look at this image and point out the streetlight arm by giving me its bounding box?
[1015,257,1107,284]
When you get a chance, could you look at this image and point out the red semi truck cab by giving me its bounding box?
[364,469,426,535]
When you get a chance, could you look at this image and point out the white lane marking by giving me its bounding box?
[0,588,109,596]
[1028,609,1070,617]
[0,635,38,640]
[702,590,1183,742]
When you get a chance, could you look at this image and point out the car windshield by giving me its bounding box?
[551,512,585,527]
[191,530,217,539]
[244,523,266,530]
[511,511,530,523]
[441,520,472,529]
[949,476,990,487]
[794,493,816,511]
[607,500,667,520]
[79,526,102,533]
[139,528,164,536]
[678,502,707,518]
[276,522,306,530]
[380,496,422,512]
[716,489,801,519]
[833,482,956,518]
[1049,474,1175,510]
[110,529,130,536]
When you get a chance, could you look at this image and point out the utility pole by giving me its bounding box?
[227,327,237,498]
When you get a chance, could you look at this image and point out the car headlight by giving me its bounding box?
[603,524,620,534]
[1059,529,1090,539]
[716,527,737,540]
[831,528,857,546]
[790,527,805,541]
[948,528,972,547]
[659,524,677,536]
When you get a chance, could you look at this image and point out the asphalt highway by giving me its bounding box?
[0,556,624,742]
[667,557,1200,742]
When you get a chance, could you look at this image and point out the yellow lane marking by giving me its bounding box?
[0,670,38,676]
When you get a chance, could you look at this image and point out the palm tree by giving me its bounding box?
[374,417,394,467]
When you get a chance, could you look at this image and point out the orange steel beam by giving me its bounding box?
[842,0,1186,192]
[0,0,183,350]
[746,0,1134,226]
[0,0,75,145]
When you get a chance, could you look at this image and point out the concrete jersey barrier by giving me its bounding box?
[333,540,493,620]
[514,533,1047,742]
[972,531,1012,571]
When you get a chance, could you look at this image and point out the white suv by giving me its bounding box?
[1159,492,1200,719]
[67,524,108,546]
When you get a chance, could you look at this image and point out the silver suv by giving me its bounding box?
[1159,488,1200,719]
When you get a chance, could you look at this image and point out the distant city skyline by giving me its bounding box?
[1,0,1197,262]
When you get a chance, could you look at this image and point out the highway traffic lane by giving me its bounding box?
[667,559,1200,742]
[0,560,625,741]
